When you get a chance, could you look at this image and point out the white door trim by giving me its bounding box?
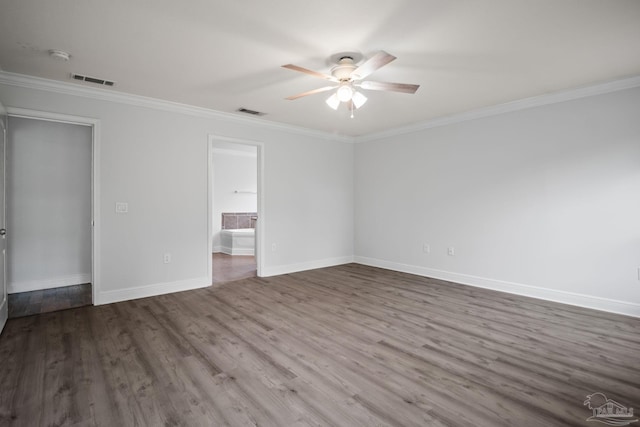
[6,107,101,305]
[207,134,264,282]
[0,100,7,332]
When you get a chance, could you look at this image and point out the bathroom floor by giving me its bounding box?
[212,253,257,284]
[8,283,92,318]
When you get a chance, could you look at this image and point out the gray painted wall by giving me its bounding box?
[355,87,640,315]
[2,74,637,317]
[7,116,92,293]
[0,81,355,303]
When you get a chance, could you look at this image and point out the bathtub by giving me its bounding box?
[220,228,255,256]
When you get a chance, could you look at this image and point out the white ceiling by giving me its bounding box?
[1,0,639,137]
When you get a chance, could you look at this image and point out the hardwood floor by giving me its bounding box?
[0,264,638,426]
[212,253,256,284]
[7,284,92,318]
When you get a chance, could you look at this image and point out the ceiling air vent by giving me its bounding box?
[236,108,266,116]
[71,73,115,87]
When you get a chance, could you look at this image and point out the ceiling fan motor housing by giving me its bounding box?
[331,57,357,81]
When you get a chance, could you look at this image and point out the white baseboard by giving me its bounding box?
[261,256,354,277]
[354,256,640,318]
[96,276,210,305]
[220,246,254,256]
[213,245,222,253]
[8,273,92,294]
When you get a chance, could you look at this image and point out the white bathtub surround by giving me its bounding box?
[220,228,255,256]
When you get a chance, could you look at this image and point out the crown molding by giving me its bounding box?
[0,71,354,144]
[2,71,639,145]
[357,74,640,143]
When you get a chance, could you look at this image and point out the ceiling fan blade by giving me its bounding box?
[285,86,336,100]
[358,80,420,94]
[351,51,396,80]
[282,64,338,82]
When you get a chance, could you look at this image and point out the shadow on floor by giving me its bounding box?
[8,283,92,318]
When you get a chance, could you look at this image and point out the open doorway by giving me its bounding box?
[208,136,263,284]
[6,113,95,317]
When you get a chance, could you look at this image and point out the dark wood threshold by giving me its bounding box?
[8,283,92,318]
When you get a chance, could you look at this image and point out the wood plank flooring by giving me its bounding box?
[8,284,92,318]
[212,253,257,284]
[0,264,638,426]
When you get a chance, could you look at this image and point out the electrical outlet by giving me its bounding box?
[163,253,171,264]
[447,247,455,256]
[422,244,430,254]
[271,243,277,252]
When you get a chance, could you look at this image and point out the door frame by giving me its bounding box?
[0,101,7,332]
[207,134,264,282]
[6,107,101,304]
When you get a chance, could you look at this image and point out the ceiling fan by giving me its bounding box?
[282,51,419,116]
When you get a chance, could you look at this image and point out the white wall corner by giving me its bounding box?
[353,256,640,319]
[261,256,355,278]
[96,276,210,305]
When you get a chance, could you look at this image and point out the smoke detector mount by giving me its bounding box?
[49,49,70,61]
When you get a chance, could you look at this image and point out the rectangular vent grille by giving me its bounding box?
[71,73,115,86]
[237,108,266,116]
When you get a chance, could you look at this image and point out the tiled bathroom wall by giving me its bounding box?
[221,212,257,230]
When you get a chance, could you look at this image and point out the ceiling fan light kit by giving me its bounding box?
[325,93,340,110]
[336,84,354,102]
[352,91,367,108]
[282,50,419,117]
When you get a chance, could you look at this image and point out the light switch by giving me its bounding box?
[115,202,128,213]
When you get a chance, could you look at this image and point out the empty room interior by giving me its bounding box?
[0,1,639,426]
